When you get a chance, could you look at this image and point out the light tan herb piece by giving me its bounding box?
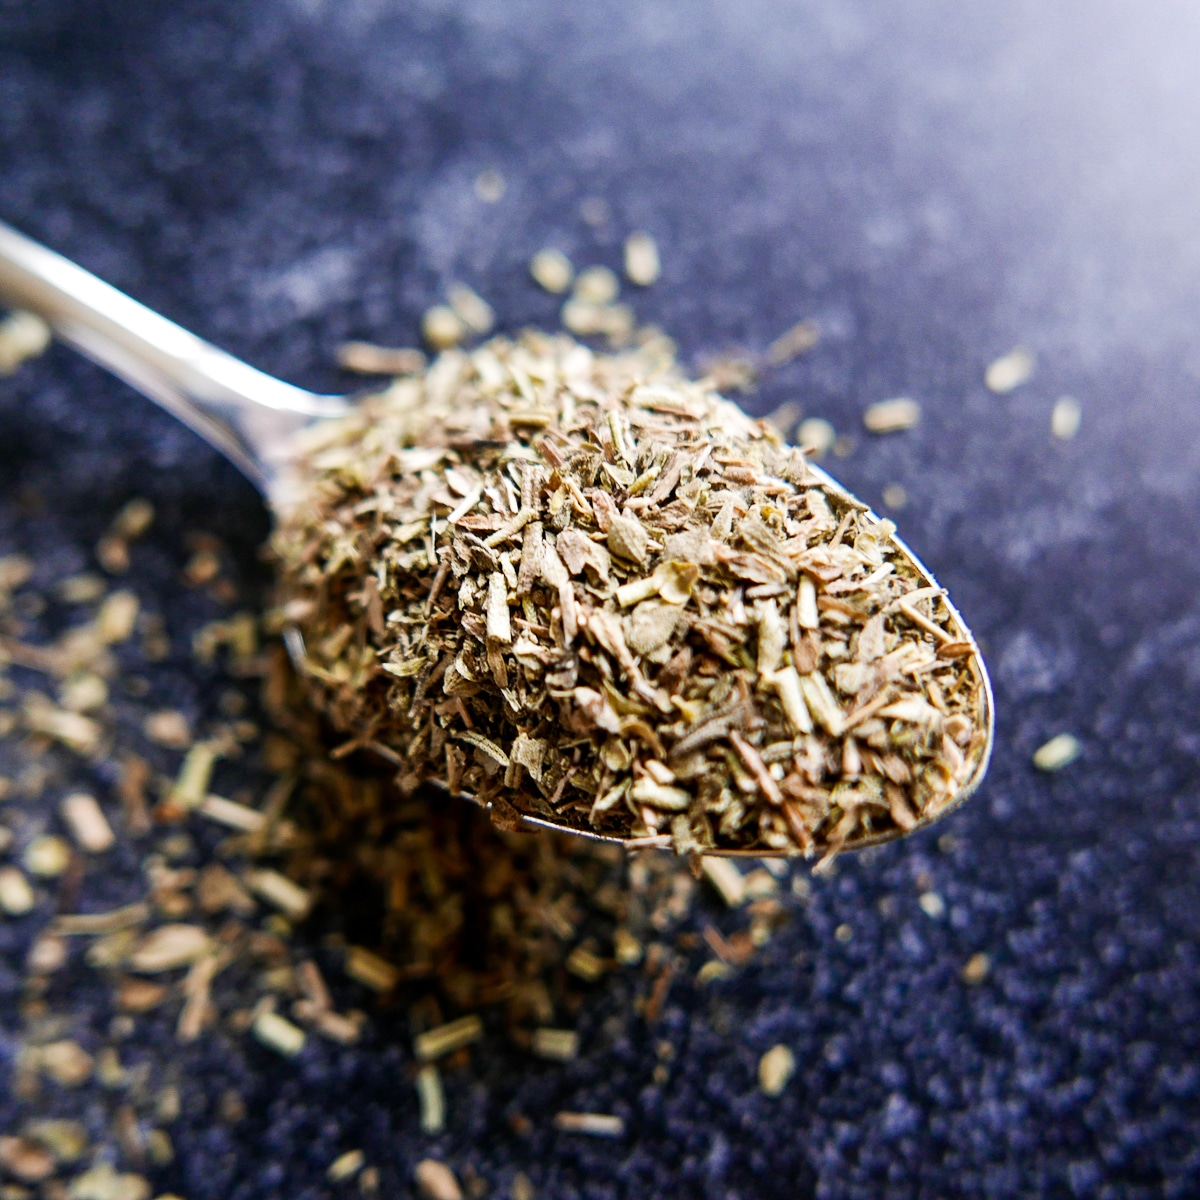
[169,741,220,808]
[474,170,506,203]
[23,699,101,755]
[68,1163,150,1200]
[623,232,661,286]
[246,869,311,920]
[143,709,191,749]
[572,266,620,305]
[58,573,107,604]
[0,865,36,915]
[26,1118,89,1164]
[531,1028,580,1061]
[327,1150,365,1183]
[415,1014,483,1061]
[54,902,149,936]
[344,946,399,993]
[1032,733,1080,772]
[700,857,747,907]
[23,835,71,878]
[863,397,921,433]
[985,347,1035,394]
[552,1112,625,1137]
[1051,396,1081,440]
[416,1065,446,1135]
[60,792,115,853]
[37,1040,94,1087]
[252,1010,306,1058]
[198,794,266,833]
[415,1160,462,1200]
[60,673,108,713]
[447,284,495,336]
[758,1043,795,1096]
[530,248,574,294]
[0,310,51,373]
[796,417,836,459]
[962,952,991,985]
[421,306,466,351]
[338,343,426,376]
[128,924,212,973]
[27,933,68,974]
[765,320,819,367]
[0,1136,55,1183]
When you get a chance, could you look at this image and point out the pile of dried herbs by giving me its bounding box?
[272,331,990,861]
[268,649,702,1032]
[0,510,723,1184]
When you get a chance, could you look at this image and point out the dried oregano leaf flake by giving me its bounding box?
[272,331,988,858]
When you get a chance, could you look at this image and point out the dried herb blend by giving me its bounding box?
[0,511,716,1180]
[273,331,989,859]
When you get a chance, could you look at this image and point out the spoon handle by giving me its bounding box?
[0,220,346,492]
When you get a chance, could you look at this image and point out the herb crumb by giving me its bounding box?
[0,309,51,374]
[252,1010,306,1058]
[796,417,836,458]
[552,1112,625,1137]
[416,1065,446,1135]
[766,320,819,367]
[1033,732,1080,772]
[531,1028,580,1061]
[530,248,574,294]
[327,1150,365,1183]
[415,1159,463,1200]
[962,952,991,985]
[0,865,36,915]
[473,170,506,203]
[59,792,114,853]
[1051,396,1082,440]
[863,397,920,433]
[623,232,661,286]
[758,1043,796,1096]
[421,306,466,351]
[985,346,1035,394]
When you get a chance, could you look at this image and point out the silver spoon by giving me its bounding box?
[0,218,993,857]
[0,220,348,494]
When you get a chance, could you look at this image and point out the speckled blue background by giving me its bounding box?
[2,2,1200,1197]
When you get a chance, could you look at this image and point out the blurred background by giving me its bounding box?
[2,1,1200,1197]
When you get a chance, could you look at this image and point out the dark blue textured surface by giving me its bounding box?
[3,2,1200,1197]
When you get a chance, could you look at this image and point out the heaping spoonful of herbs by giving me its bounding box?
[0,219,993,864]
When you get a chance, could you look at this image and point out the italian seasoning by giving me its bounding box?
[272,331,989,859]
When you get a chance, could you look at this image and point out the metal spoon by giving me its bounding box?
[0,218,993,857]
